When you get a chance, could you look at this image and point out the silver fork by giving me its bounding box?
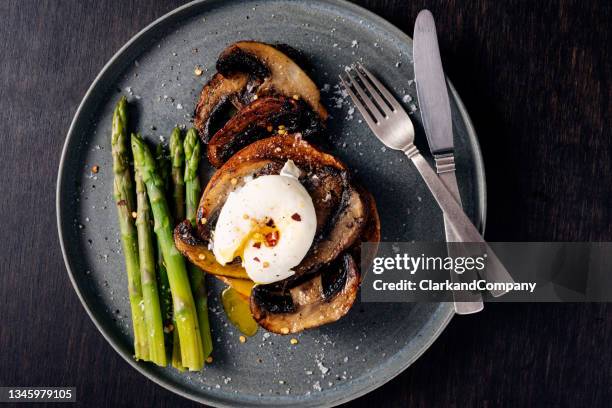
[340,63,513,297]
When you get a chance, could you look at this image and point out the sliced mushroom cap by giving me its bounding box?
[194,42,327,147]
[207,95,323,167]
[194,72,252,143]
[250,253,360,334]
[216,41,328,121]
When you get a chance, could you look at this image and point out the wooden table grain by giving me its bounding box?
[0,0,610,406]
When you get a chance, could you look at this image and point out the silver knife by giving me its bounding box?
[413,9,484,314]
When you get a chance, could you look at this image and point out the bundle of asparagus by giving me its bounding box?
[111,96,213,371]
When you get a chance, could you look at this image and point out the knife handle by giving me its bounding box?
[404,145,514,297]
[435,154,463,234]
[436,155,484,313]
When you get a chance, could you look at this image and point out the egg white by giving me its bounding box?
[212,161,317,284]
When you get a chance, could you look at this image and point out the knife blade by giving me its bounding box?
[414,9,484,314]
[413,10,453,155]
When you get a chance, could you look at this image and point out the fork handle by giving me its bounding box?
[404,146,514,297]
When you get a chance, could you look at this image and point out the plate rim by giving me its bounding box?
[55,0,486,406]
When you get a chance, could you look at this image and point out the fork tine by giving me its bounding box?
[352,66,393,115]
[339,74,379,130]
[356,62,403,112]
[342,69,385,122]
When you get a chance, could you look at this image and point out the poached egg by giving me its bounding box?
[212,160,316,284]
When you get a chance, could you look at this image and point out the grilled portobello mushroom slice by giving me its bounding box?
[207,95,323,167]
[194,72,252,142]
[193,41,327,147]
[216,41,328,121]
[250,253,360,334]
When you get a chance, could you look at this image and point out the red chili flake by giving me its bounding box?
[253,257,260,262]
[291,213,302,221]
[264,231,279,247]
[253,242,261,249]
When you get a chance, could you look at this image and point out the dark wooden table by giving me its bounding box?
[1,0,610,406]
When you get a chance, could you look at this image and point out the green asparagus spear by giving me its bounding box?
[131,134,204,371]
[111,97,148,361]
[184,128,213,359]
[169,128,185,222]
[155,144,173,335]
[168,129,187,370]
[184,129,201,224]
[156,143,183,369]
[134,157,167,367]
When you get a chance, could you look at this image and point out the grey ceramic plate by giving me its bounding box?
[57,0,486,406]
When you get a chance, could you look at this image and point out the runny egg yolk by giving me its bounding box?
[221,218,280,263]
